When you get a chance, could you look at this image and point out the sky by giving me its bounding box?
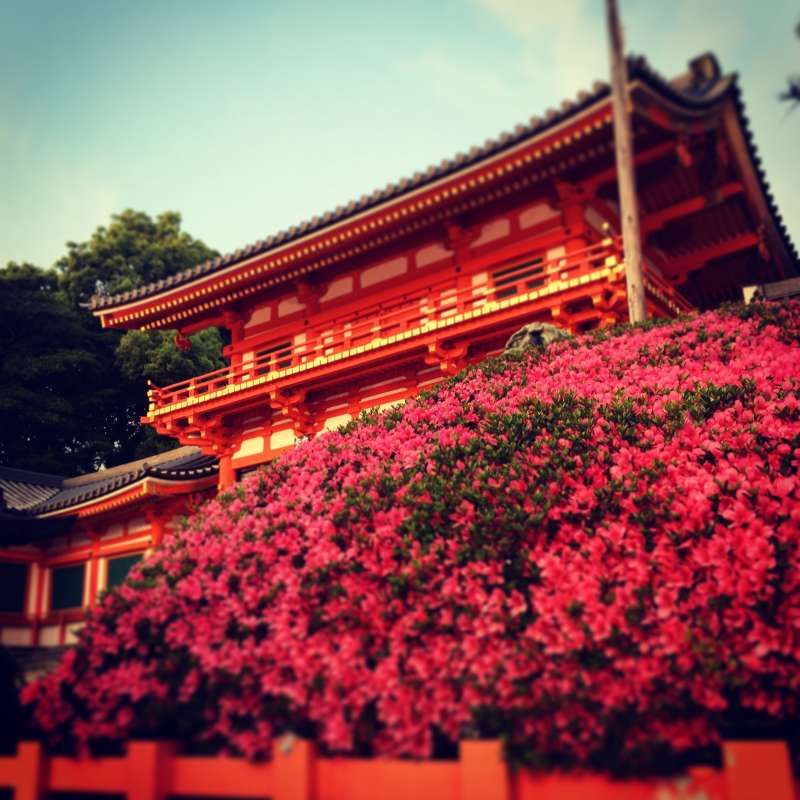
[1,0,798,269]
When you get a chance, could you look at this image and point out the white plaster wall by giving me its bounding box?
[473,218,510,246]
[245,304,272,329]
[127,516,149,533]
[64,623,84,645]
[278,296,305,318]
[39,625,60,646]
[361,257,407,288]
[270,428,296,450]
[1,627,32,646]
[519,202,560,229]
[101,523,124,540]
[323,413,353,432]
[234,436,265,459]
[320,276,354,302]
[416,243,449,268]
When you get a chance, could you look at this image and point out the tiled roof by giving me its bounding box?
[0,467,63,512]
[0,447,218,517]
[5,645,70,679]
[758,277,800,301]
[91,52,794,315]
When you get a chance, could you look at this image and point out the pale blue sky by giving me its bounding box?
[1,0,798,268]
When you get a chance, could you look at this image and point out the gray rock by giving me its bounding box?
[504,322,571,352]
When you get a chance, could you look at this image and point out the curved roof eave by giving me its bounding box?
[90,52,796,318]
[18,451,218,517]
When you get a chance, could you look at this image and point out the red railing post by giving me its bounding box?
[723,741,794,800]
[126,741,175,800]
[7,741,46,800]
[272,735,316,800]
[459,740,509,800]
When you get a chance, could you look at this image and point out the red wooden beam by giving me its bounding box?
[667,232,759,275]
[642,181,744,234]
[588,140,675,192]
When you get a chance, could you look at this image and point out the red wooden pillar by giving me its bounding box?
[30,560,44,646]
[272,736,316,800]
[31,560,45,646]
[218,454,235,490]
[7,742,46,800]
[147,508,166,547]
[723,741,794,800]
[459,740,509,800]
[87,531,100,608]
[223,310,246,374]
[556,181,590,265]
[126,741,175,800]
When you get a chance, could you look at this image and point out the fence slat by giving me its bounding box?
[126,741,175,800]
[2,742,45,800]
[459,740,509,800]
[724,741,795,800]
[272,736,315,800]
[170,754,273,798]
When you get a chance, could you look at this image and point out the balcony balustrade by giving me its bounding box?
[145,239,688,421]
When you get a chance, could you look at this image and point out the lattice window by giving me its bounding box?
[253,340,292,375]
[51,563,85,611]
[0,562,27,613]
[491,256,545,299]
[107,554,143,590]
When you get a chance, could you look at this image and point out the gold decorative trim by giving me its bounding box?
[149,265,628,419]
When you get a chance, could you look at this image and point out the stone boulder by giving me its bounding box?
[504,322,572,352]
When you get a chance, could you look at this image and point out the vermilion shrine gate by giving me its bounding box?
[91,53,797,487]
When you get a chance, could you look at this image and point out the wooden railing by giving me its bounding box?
[147,239,689,416]
[0,738,796,800]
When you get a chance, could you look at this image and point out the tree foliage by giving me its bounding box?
[0,264,113,473]
[1,211,225,474]
[781,17,800,106]
[58,210,217,311]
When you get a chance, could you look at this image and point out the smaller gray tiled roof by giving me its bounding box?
[0,467,63,512]
[0,447,218,518]
[5,645,70,680]
[758,277,800,301]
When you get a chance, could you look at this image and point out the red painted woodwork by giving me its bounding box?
[0,738,795,800]
[723,741,796,800]
[0,485,215,650]
[143,238,691,464]
[90,58,794,487]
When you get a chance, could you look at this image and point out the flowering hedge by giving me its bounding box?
[24,302,800,773]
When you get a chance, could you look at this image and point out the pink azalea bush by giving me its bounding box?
[23,302,800,772]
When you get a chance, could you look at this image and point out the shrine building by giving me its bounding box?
[1,52,796,661]
[0,449,216,665]
[91,53,797,486]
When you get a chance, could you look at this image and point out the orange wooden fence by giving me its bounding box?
[0,738,796,800]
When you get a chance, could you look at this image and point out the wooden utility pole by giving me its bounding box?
[606,0,647,322]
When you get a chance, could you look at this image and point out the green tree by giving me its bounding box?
[116,328,225,388]
[0,211,226,473]
[58,209,218,311]
[0,264,113,473]
[56,210,226,466]
[115,327,227,460]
